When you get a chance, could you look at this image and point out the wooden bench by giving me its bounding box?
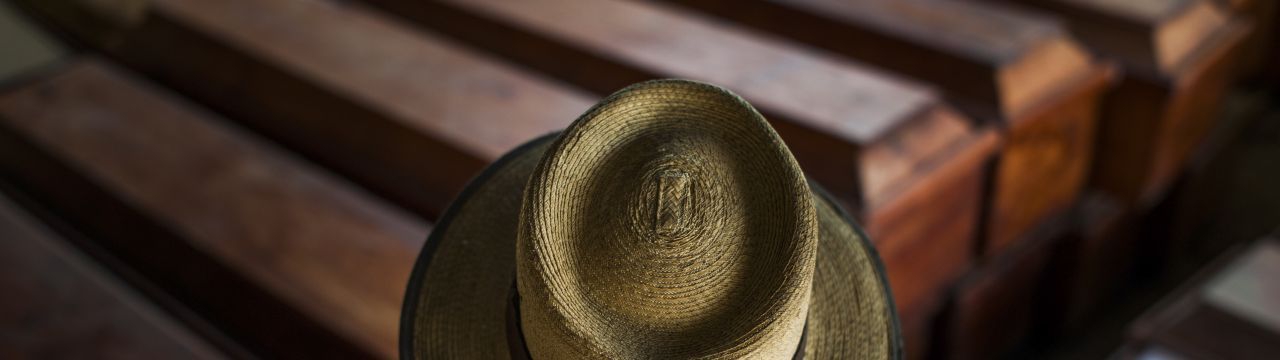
[14,0,596,220]
[662,0,1112,257]
[1212,0,1278,77]
[0,193,228,359]
[359,0,999,332]
[938,221,1059,360]
[0,59,430,359]
[1005,0,1252,206]
[1040,193,1136,332]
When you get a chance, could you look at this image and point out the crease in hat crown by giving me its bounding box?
[515,80,820,358]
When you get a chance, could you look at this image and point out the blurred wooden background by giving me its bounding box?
[0,0,1277,358]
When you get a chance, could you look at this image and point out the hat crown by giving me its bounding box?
[516,80,818,358]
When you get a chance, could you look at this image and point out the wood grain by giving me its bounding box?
[0,59,430,359]
[14,0,596,220]
[1084,17,1251,205]
[0,193,226,360]
[996,0,1251,204]
[983,69,1109,255]
[359,0,1000,318]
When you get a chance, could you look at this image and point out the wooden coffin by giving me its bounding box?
[0,59,430,359]
[0,193,228,359]
[358,0,1000,326]
[1009,0,1252,206]
[662,0,1111,256]
[13,0,595,220]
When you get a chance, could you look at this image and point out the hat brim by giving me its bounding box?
[400,133,902,359]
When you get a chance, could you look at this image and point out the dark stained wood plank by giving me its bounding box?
[1128,240,1280,359]
[0,59,431,359]
[1015,0,1229,74]
[663,0,1111,257]
[667,0,1095,119]
[1006,0,1253,205]
[1040,192,1137,332]
[359,0,1000,325]
[13,0,596,220]
[1212,0,1278,78]
[0,194,226,360]
[938,211,1065,360]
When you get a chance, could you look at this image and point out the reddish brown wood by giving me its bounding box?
[1127,240,1280,359]
[1213,0,1278,77]
[983,67,1108,255]
[1007,0,1253,205]
[0,59,431,359]
[1041,193,1137,332]
[358,0,1000,317]
[939,212,1064,360]
[656,0,1112,256]
[899,300,942,360]
[0,194,226,360]
[13,0,596,220]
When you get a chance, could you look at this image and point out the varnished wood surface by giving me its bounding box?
[15,0,596,220]
[983,68,1109,255]
[1214,0,1278,76]
[1012,0,1230,76]
[0,59,430,359]
[0,194,226,360]
[1041,193,1135,332]
[940,211,1065,360]
[1088,19,1251,205]
[665,0,1094,121]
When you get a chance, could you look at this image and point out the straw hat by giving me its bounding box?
[401,80,901,359]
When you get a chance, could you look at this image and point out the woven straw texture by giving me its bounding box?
[806,187,895,359]
[401,80,898,360]
[402,135,555,359]
[517,80,818,358]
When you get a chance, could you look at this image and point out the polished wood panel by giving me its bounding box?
[359,0,999,323]
[14,0,595,220]
[0,59,430,359]
[661,0,1112,256]
[0,194,226,360]
[1007,0,1252,205]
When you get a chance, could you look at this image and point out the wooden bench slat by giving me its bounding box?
[668,0,1097,120]
[1025,0,1229,74]
[14,0,596,220]
[0,193,226,360]
[0,59,430,359]
[1008,0,1251,205]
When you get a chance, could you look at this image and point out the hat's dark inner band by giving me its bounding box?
[502,280,808,359]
